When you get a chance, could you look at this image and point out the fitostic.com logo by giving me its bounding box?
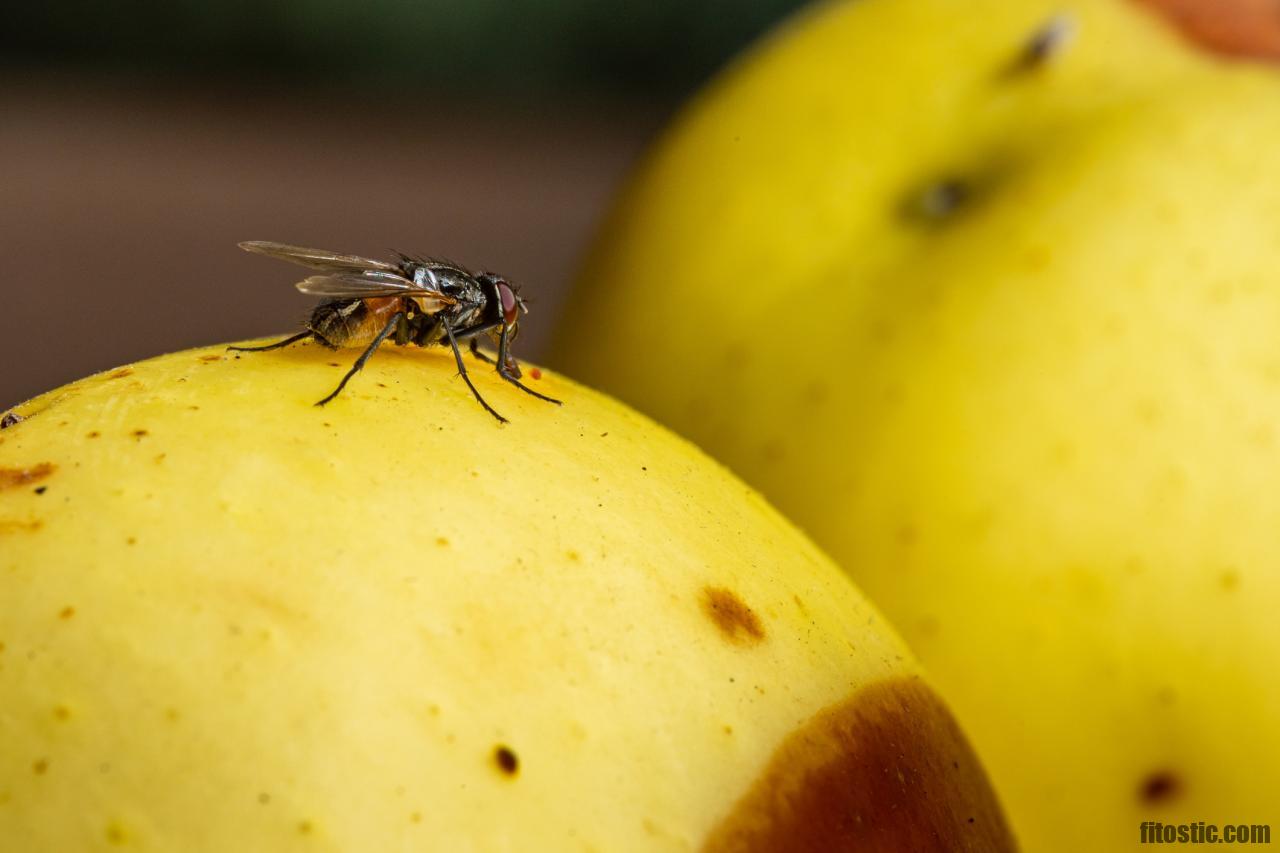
[1140,821,1271,845]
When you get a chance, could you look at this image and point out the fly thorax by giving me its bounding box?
[413,266,437,288]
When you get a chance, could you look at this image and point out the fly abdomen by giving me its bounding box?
[307,299,362,348]
[309,297,403,348]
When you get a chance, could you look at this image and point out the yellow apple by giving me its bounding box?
[0,342,1012,851]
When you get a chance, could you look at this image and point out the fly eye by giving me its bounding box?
[497,282,519,327]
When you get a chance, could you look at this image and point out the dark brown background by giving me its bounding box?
[0,0,820,410]
[0,76,662,408]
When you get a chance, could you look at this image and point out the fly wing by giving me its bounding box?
[240,241,400,273]
[396,252,473,277]
[296,272,457,307]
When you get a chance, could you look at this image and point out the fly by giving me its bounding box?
[230,240,561,423]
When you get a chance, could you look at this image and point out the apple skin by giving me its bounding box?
[553,0,1280,849]
[0,342,1013,851]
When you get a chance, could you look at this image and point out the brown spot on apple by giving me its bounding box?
[702,586,766,646]
[105,821,129,845]
[1134,0,1280,62]
[1140,769,1183,804]
[702,677,1016,853]
[0,463,56,490]
[494,745,520,777]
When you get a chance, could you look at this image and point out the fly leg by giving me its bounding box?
[468,338,494,365]
[228,330,313,352]
[316,313,404,407]
[441,318,507,423]
[393,313,413,346]
[496,325,561,405]
[469,336,519,379]
[447,320,498,360]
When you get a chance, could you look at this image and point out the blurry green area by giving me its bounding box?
[5,0,807,94]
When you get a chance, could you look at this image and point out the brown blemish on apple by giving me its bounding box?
[108,368,134,379]
[198,354,222,363]
[1133,0,1280,61]
[105,821,129,845]
[0,518,43,534]
[493,745,520,777]
[760,439,786,463]
[702,677,1016,853]
[1140,770,1183,804]
[58,606,75,620]
[0,462,56,491]
[702,586,766,646]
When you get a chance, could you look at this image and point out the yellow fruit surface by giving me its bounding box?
[0,342,1012,851]
[554,0,1280,849]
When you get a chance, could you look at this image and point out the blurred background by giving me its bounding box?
[1,0,805,407]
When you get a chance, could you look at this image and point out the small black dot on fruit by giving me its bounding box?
[1140,770,1183,804]
[494,745,519,776]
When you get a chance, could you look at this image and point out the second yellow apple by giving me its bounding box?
[554,0,1280,849]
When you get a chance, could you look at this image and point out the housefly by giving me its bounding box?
[231,241,560,423]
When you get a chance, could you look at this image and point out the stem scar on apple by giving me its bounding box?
[909,179,971,222]
[1006,13,1077,75]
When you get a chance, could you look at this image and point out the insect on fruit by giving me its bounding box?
[231,241,561,423]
